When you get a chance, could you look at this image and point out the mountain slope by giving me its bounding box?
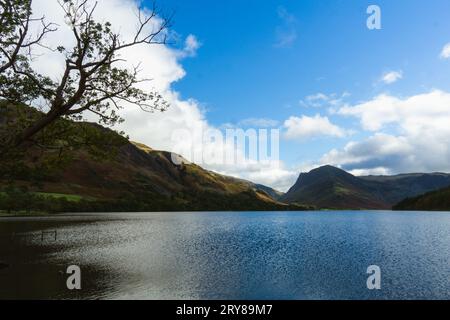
[0,103,302,212]
[358,173,450,205]
[281,165,450,209]
[281,166,388,209]
[393,186,450,211]
[2,138,294,211]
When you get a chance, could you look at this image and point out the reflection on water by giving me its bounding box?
[1,211,450,300]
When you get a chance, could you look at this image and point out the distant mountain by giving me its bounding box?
[280,166,387,209]
[253,184,284,201]
[281,165,450,210]
[393,186,450,211]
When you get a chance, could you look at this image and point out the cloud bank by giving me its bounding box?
[324,90,450,175]
[284,114,347,140]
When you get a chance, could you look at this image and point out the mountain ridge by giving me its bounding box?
[281,165,450,209]
[2,104,450,212]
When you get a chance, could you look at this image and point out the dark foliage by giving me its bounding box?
[0,187,312,214]
[393,186,450,211]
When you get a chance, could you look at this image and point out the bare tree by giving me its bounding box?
[2,0,171,149]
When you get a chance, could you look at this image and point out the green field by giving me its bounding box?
[33,192,87,202]
[0,191,95,202]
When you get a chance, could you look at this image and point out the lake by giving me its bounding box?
[0,211,449,300]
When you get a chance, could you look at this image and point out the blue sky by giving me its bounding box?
[124,0,450,190]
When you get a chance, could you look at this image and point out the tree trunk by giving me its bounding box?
[14,109,61,148]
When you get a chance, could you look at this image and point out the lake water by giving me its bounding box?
[0,211,449,300]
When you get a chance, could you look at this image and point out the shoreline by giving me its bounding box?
[2,209,450,218]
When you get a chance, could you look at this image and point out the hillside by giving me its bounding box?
[281,165,450,210]
[0,104,309,212]
[358,173,450,205]
[280,166,387,209]
[393,186,450,211]
[0,140,298,212]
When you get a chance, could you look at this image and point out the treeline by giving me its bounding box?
[0,188,313,214]
[393,186,450,211]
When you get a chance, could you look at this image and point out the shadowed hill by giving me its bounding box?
[393,186,450,211]
[281,166,387,209]
[281,165,450,210]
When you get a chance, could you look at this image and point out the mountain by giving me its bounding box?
[393,186,450,211]
[253,184,284,201]
[1,103,311,212]
[1,137,298,212]
[281,166,387,209]
[281,165,450,209]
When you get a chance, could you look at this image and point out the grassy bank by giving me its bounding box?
[0,210,53,217]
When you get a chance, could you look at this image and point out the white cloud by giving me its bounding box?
[274,31,297,48]
[320,133,414,173]
[338,90,450,132]
[274,6,297,48]
[219,118,280,132]
[208,160,299,192]
[181,34,201,57]
[237,118,280,128]
[283,114,347,140]
[300,92,350,109]
[380,71,403,84]
[304,93,329,105]
[440,43,450,59]
[308,93,328,100]
[325,90,450,174]
[348,167,392,176]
